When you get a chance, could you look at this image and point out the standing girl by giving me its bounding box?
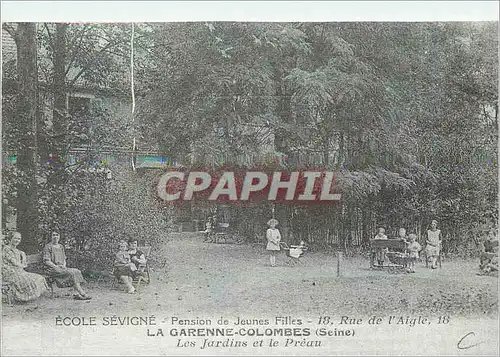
[373,227,388,267]
[406,233,422,273]
[266,219,281,267]
[424,220,442,269]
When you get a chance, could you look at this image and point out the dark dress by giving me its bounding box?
[113,251,136,278]
[129,249,145,268]
[128,249,147,278]
[43,243,85,288]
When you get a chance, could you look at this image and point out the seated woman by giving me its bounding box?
[114,240,137,293]
[43,231,91,300]
[2,232,48,303]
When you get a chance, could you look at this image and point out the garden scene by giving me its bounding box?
[1,21,498,331]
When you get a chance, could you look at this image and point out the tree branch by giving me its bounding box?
[65,26,89,76]
[68,38,128,87]
[43,23,54,50]
[38,62,52,84]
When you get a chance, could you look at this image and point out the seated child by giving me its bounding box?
[406,233,422,273]
[291,240,306,249]
[478,237,498,276]
[289,241,307,259]
[482,247,498,274]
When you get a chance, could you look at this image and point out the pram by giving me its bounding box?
[280,242,308,266]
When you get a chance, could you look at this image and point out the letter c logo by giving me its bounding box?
[157,172,184,201]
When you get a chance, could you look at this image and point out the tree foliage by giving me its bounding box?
[2,21,497,259]
[137,22,497,253]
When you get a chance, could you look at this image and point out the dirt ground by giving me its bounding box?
[2,232,498,319]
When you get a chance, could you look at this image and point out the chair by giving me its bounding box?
[214,223,230,244]
[134,246,151,290]
[2,282,14,306]
[112,246,151,291]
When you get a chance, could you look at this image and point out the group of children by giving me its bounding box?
[371,227,422,273]
[265,218,436,272]
[113,239,147,293]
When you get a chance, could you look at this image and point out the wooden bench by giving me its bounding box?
[25,253,57,297]
[1,282,14,306]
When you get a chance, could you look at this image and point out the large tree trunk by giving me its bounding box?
[273,67,293,241]
[52,23,68,147]
[14,23,39,253]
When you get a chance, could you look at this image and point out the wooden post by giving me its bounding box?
[337,251,342,277]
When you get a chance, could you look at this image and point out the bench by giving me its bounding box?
[1,282,14,306]
[25,253,57,297]
[370,239,407,250]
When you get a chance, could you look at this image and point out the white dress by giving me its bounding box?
[425,229,441,257]
[266,228,281,251]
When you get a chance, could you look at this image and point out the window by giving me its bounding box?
[68,96,91,117]
[67,94,93,145]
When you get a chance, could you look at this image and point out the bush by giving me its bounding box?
[53,165,167,273]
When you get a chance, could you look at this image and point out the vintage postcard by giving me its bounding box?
[1,1,499,356]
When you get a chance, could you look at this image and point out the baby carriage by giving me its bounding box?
[280,242,308,266]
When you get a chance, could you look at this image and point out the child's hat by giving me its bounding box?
[267,218,279,226]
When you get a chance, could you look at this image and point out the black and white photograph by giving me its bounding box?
[1,1,498,355]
